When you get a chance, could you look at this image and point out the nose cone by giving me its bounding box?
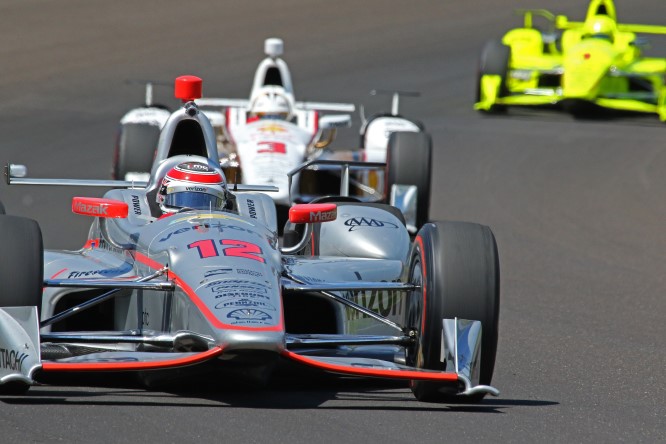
[563,40,615,98]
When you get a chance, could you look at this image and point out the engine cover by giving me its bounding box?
[317,204,410,262]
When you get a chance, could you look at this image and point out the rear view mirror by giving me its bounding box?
[555,14,569,29]
[72,197,128,218]
[288,203,337,224]
[8,164,27,178]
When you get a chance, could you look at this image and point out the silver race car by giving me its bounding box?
[1,76,499,403]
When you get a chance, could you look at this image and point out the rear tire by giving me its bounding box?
[112,122,161,180]
[476,40,510,113]
[406,221,500,403]
[0,215,43,313]
[386,132,432,231]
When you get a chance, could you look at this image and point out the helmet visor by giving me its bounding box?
[163,192,224,211]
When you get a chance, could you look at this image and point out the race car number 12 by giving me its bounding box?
[187,239,265,263]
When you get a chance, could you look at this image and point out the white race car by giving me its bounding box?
[114,39,432,231]
[114,39,352,205]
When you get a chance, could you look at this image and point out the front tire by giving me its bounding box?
[386,131,432,231]
[476,40,511,113]
[0,215,43,312]
[112,122,161,180]
[406,221,500,403]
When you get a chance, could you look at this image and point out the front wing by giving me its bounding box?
[476,67,666,120]
[0,306,497,397]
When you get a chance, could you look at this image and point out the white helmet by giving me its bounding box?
[156,162,227,213]
[250,86,294,120]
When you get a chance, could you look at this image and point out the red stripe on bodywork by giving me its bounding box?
[42,346,223,371]
[50,268,68,279]
[134,251,284,332]
[282,350,458,382]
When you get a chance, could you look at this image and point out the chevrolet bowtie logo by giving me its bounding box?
[258,123,287,133]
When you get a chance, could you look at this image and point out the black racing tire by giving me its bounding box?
[0,215,43,313]
[476,40,510,113]
[386,131,432,231]
[112,122,161,180]
[406,221,500,403]
[0,200,5,215]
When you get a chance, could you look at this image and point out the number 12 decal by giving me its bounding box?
[188,239,265,263]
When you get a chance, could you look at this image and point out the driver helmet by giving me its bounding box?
[583,15,616,42]
[250,86,293,120]
[156,162,227,213]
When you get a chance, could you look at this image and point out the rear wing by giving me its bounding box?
[557,18,666,35]
[4,164,279,193]
[196,98,355,113]
[515,4,666,36]
[286,158,386,204]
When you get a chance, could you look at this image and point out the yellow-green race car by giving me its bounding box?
[475,0,666,121]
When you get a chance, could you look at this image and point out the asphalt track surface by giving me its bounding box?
[1,0,666,442]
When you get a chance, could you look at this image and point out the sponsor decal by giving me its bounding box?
[213,292,270,302]
[185,186,207,192]
[345,288,404,320]
[257,141,286,154]
[204,268,233,278]
[187,163,210,171]
[131,195,142,215]
[215,298,276,311]
[66,262,133,279]
[159,227,191,242]
[246,199,257,219]
[205,279,272,301]
[0,348,29,372]
[227,309,272,322]
[310,210,336,222]
[205,279,271,289]
[343,217,399,232]
[73,201,108,216]
[257,123,288,133]
[237,268,263,277]
[210,283,268,295]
